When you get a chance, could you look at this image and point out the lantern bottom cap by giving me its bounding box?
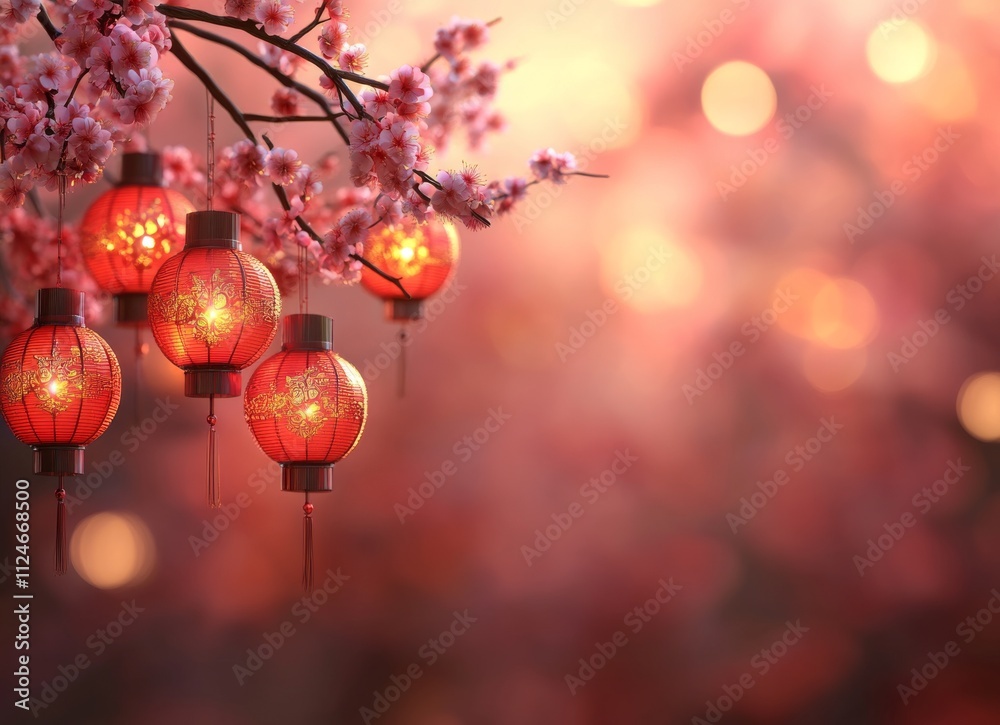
[113,293,149,326]
[386,299,423,321]
[184,369,242,398]
[33,446,85,476]
[282,463,334,493]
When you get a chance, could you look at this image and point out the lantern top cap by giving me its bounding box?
[120,152,163,187]
[282,313,333,350]
[185,210,241,250]
[35,288,85,327]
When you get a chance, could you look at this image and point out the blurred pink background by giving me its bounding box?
[4,0,1000,723]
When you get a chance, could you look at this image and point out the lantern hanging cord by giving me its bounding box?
[56,173,66,287]
[55,477,67,575]
[207,393,221,508]
[206,88,216,211]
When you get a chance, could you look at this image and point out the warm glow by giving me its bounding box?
[957,372,1000,441]
[141,235,156,249]
[914,45,977,121]
[71,512,156,589]
[802,345,868,393]
[867,20,935,84]
[809,278,879,349]
[775,268,831,339]
[398,245,416,263]
[701,61,777,136]
[601,225,700,312]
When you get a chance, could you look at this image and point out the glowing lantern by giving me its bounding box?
[0,288,121,573]
[244,313,367,590]
[148,210,281,507]
[360,219,459,394]
[360,219,459,321]
[79,152,195,325]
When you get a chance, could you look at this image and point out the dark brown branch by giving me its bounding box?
[35,3,60,41]
[244,114,340,123]
[168,20,349,143]
[289,2,328,44]
[157,5,384,119]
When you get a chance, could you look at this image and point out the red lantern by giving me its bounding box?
[0,288,121,573]
[148,210,281,507]
[79,152,195,325]
[360,219,459,394]
[244,313,367,590]
[360,218,459,321]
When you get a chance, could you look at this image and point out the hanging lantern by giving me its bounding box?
[79,152,195,326]
[360,219,459,394]
[0,288,121,574]
[148,210,280,507]
[244,313,367,591]
[360,218,460,320]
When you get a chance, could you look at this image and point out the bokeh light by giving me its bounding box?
[701,61,777,136]
[957,372,1000,441]
[70,512,156,589]
[600,225,702,312]
[809,278,879,349]
[866,20,935,84]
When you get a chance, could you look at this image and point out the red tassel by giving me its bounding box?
[303,496,314,594]
[207,394,221,509]
[55,478,67,575]
[397,326,407,398]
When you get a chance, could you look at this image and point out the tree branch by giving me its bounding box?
[34,3,60,41]
[168,19,350,144]
[244,114,341,123]
[157,5,385,119]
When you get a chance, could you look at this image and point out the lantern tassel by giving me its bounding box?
[303,496,315,594]
[55,478,67,576]
[397,326,407,398]
[207,394,221,509]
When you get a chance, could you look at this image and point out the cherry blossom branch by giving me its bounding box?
[157,5,385,119]
[244,114,341,123]
[288,3,329,44]
[168,20,349,143]
[34,3,60,42]
[170,34,410,299]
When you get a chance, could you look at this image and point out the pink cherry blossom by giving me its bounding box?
[225,0,258,22]
[266,147,302,186]
[318,22,348,60]
[256,0,294,37]
[338,44,368,74]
